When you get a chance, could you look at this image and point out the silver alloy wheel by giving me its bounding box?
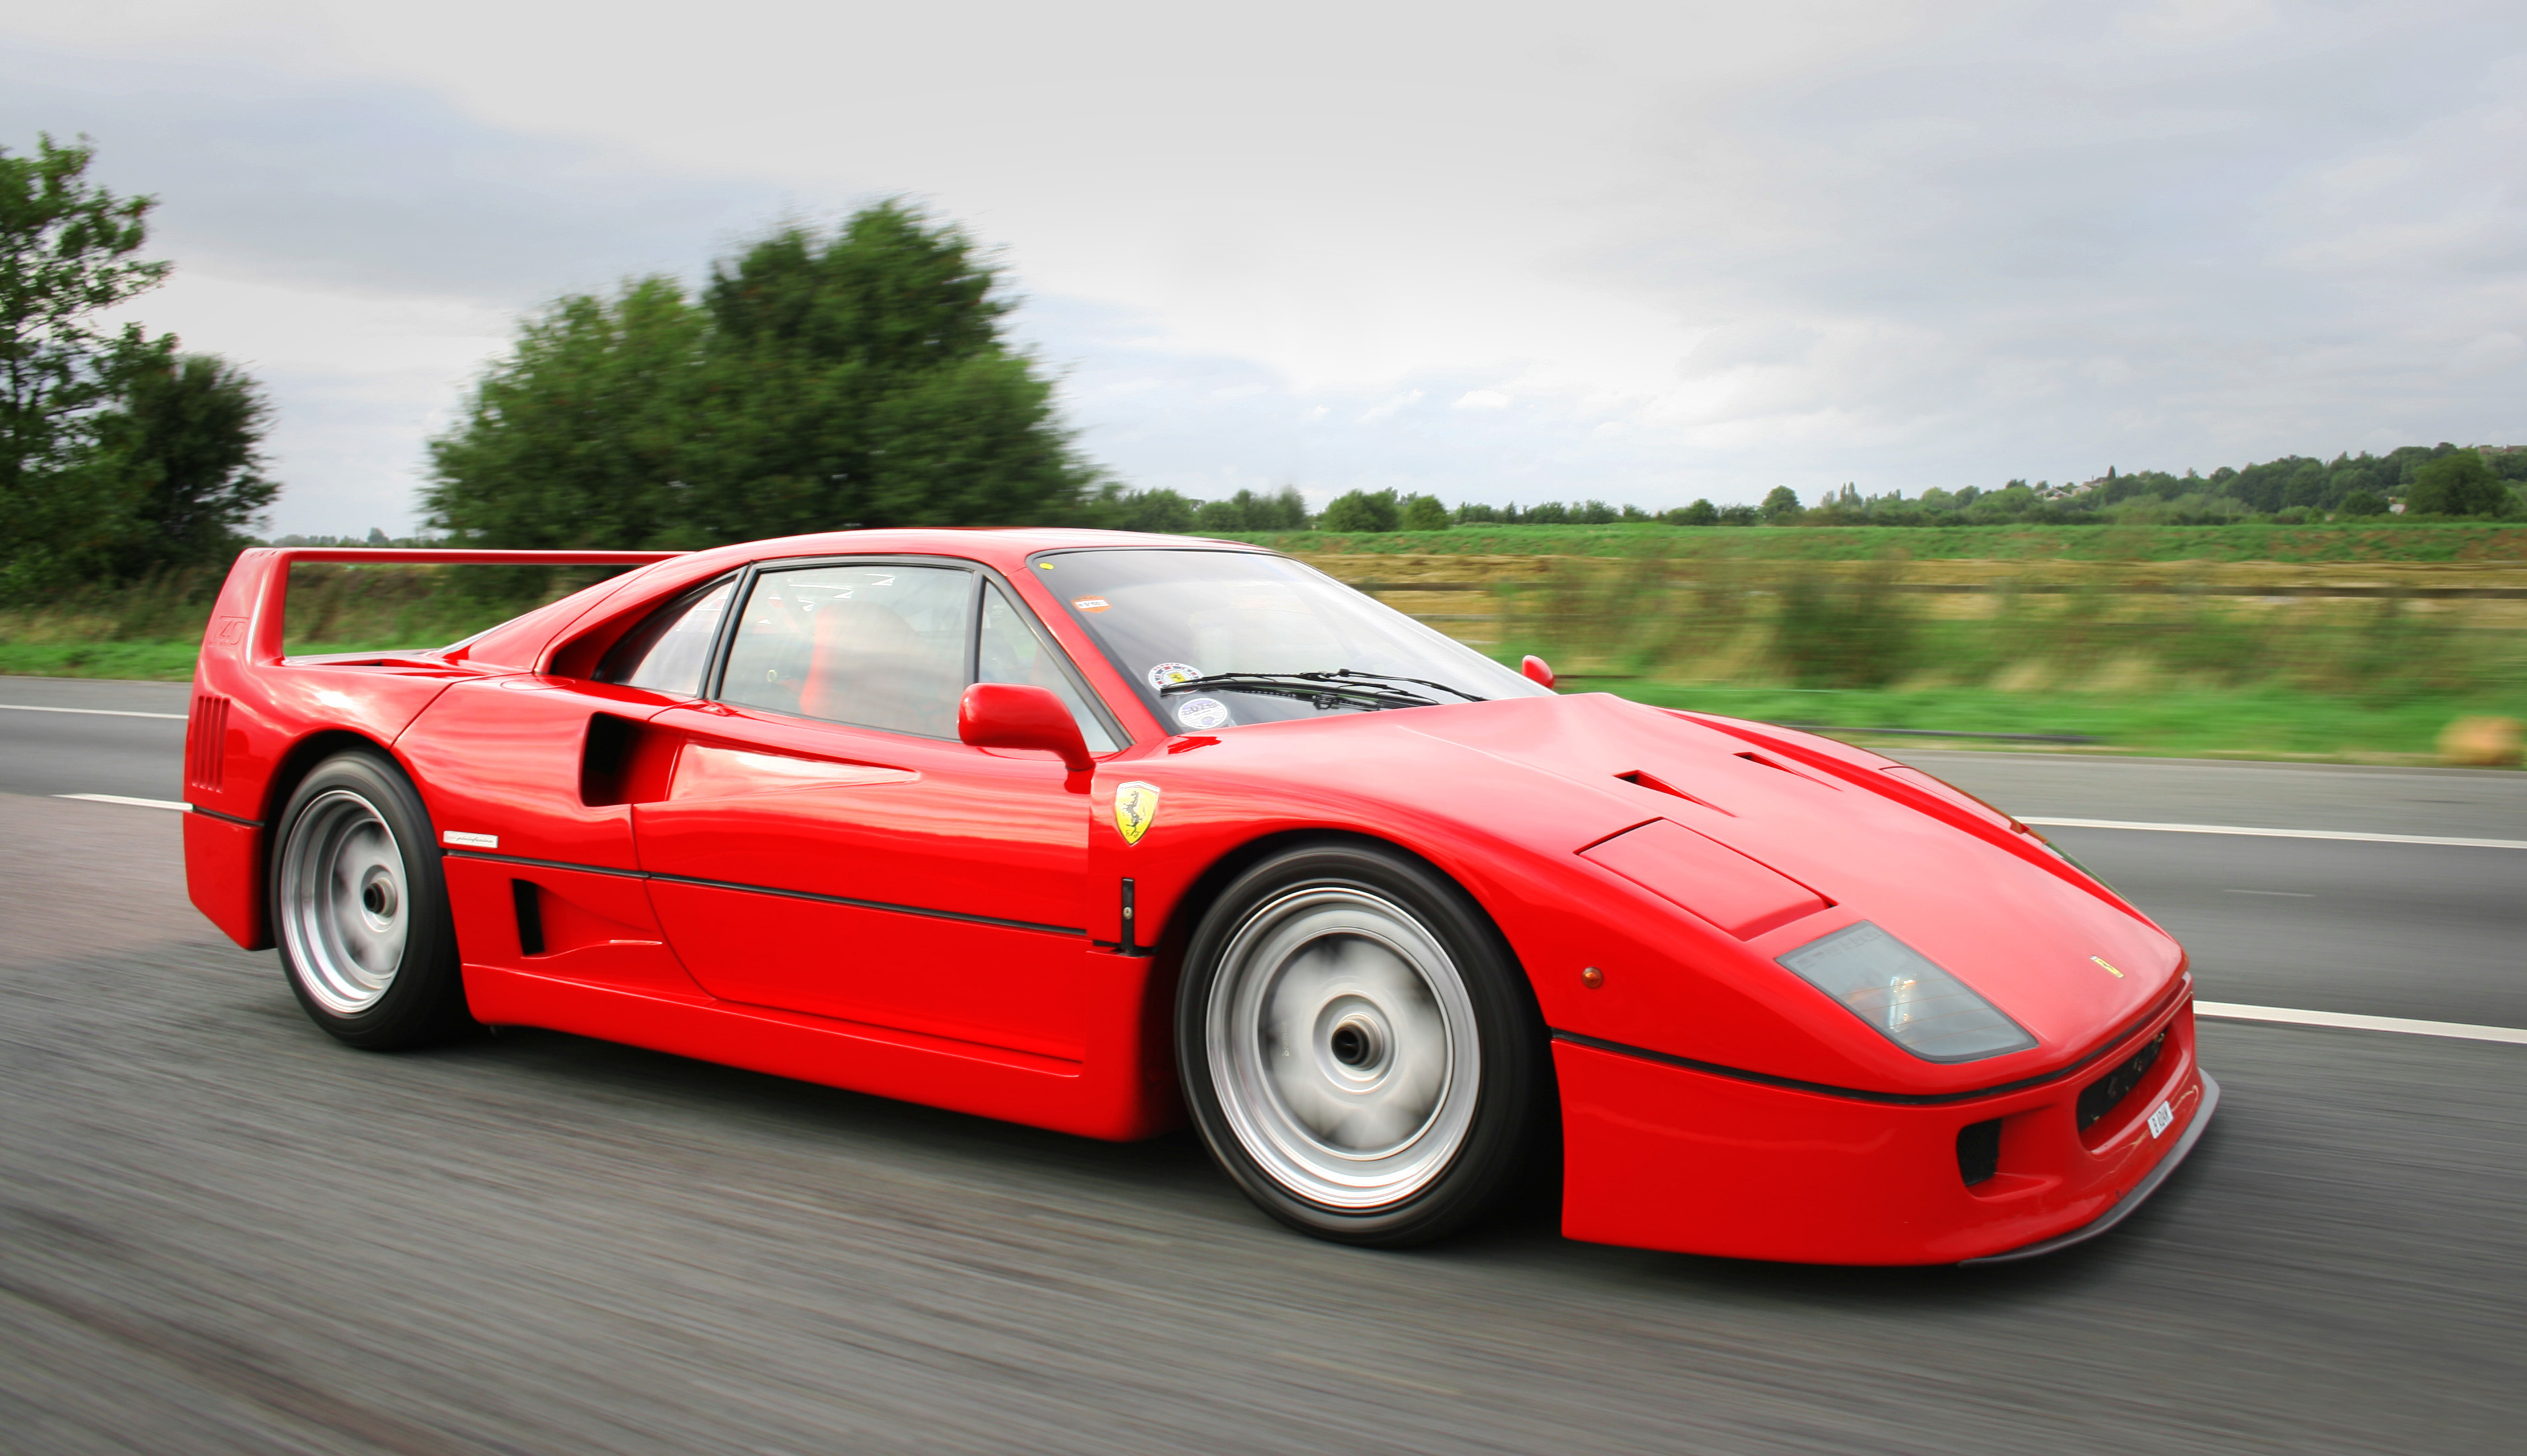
[278,789,411,1015]
[1205,886,1482,1210]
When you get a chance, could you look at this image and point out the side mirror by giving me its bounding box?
[1521,655,1557,690]
[959,683,1094,772]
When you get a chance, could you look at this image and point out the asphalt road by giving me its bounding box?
[3,681,2521,1453]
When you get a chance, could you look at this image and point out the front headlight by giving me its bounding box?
[1777,921,2037,1063]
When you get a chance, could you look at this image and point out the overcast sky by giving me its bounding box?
[5,0,2522,536]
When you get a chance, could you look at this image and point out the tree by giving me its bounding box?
[1398,493,1449,530]
[2404,451,2507,517]
[1759,486,1804,523]
[1664,499,1718,527]
[427,201,1100,547]
[1318,488,1398,532]
[91,353,278,574]
[2337,489,2389,517]
[0,135,176,595]
[425,279,704,548]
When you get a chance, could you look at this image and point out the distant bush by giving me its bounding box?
[1318,488,1400,532]
[2405,451,2507,517]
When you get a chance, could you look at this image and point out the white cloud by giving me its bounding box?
[5,1,2524,533]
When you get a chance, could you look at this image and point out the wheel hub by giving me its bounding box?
[1207,886,1482,1210]
[278,789,410,1015]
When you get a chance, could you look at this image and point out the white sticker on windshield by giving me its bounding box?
[1147,661,1204,690]
[1174,697,1232,730]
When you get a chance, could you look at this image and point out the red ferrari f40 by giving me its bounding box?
[182,530,2213,1263]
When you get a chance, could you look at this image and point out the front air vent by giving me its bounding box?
[1957,1118,2002,1186]
[2076,1030,2167,1132]
[185,694,230,793]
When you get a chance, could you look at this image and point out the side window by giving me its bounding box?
[980,583,1120,752]
[597,578,734,698]
[720,564,973,737]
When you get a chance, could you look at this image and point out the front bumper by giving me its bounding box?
[1554,997,2210,1264]
[1961,1071,2218,1264]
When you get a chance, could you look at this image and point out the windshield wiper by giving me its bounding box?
[1157,669,1482,712]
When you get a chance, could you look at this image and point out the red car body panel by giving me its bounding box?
[181,531,2211,1262]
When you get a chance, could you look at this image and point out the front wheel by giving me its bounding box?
[1176,840,1550,1247]
[272,750,470,1049]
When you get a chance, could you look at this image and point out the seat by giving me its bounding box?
[796,599,960,737]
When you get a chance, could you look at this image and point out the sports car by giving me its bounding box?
[181,529,2214,1264]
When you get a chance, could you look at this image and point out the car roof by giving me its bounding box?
[675,527,1273,575]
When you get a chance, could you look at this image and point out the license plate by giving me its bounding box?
[2146,1099,2175,1138]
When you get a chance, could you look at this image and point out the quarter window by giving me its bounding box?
[598,578,734,698]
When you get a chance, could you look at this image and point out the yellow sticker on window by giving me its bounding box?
[1113,781,1160,846]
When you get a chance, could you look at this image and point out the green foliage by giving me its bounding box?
[1188,486,1308,532]
[2405,451,2507,517]
[426,202,1100,548]
[1318,488,1399,532]
[1398,493,1449,530]
[1758,486,1805,523]
[1664,499,1719,526]
[91,354,279,576]
[0,135,272,598]
[2339,489,2389,517]
[1769,565,1915,687]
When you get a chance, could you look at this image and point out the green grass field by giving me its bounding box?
[1219,520,2527,563]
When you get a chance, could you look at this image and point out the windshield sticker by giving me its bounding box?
[1072,597,1111,613]
[1146,661,1203,690]
[1174,697,1232,730]
[1113,781,1160,846]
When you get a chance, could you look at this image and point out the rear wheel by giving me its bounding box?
[272,750,469,1048]
[1177,840,1549,1247]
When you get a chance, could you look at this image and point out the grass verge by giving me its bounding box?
[1595,681,2520,764]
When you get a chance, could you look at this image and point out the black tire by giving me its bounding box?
[1176,839,1551,1247]
[269,749,471,1049]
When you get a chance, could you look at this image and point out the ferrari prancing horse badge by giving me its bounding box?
[1113,781,1161,846]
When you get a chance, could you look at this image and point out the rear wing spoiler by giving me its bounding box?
[204,548,688,666]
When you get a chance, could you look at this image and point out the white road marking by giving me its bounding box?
[1,703,186,720]
[56,793,191,812]
[2196,1001,2527,1045]
[2024,817,2527,851]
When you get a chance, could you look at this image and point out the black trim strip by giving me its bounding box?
[190,805,261,828]
[1552,992,2189,1107]
[445,848,644,878]
[442,848,1085,938]
[646,872,1084,937]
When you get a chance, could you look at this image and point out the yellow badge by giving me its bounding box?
[2092,955,2125,978]
[1113,781,1160,846]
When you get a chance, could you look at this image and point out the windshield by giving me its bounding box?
[1042,548,1549,732]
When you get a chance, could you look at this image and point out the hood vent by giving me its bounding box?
[1614,770,1733,816]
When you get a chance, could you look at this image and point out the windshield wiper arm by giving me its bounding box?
[1299,669,1487,704]
[1157,672,1446,711]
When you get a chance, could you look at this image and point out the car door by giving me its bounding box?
[631,558,1120,1062]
